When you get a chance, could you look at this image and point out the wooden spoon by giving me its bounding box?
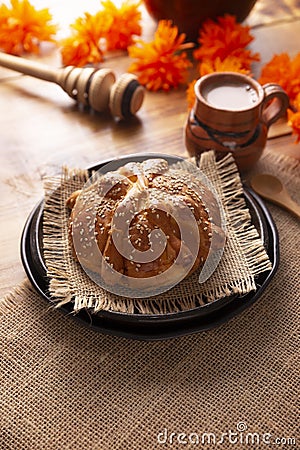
[251,173,300,219]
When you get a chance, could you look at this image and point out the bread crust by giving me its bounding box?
[67,159,223,286]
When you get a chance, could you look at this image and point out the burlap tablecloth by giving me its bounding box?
[42,152,271,314]
[0,150,299,450]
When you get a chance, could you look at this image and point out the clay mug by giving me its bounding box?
[185,72,289,171]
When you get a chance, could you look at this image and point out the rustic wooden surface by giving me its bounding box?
[0,0,300,297]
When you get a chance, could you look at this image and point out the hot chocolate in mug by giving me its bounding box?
[185,72,289,171]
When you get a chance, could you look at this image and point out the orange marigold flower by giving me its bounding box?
[186,79,197,109]
[194,14,260,70]
[287,108,300,143]
[259,52,300,103]
[292,92,300,111]
[69,11,111,42]
[128,20,193,91]
[0,0,57,55]
[60,11,112,66]
[60,36,105,68]
[101,0,142,51]
[199,56,251,76]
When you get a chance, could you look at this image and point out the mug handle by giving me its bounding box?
[261,83,290,127]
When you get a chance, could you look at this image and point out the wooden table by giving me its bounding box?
[0,0,299,298]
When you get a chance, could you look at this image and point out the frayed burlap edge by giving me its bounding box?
[42,153,272,314]
[0,280,37,315]
[43,167,89,308]
[195,153,272,300]
[214,154,272,279]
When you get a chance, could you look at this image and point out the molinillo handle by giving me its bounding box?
[261,83,289,127]
[0,52,144,119]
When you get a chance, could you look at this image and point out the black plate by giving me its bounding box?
[20,154,279,340]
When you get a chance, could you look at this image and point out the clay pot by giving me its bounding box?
[143,0,257,41]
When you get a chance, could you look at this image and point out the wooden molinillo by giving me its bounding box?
[0,52,145,120]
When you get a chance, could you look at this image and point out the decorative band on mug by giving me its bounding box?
[189,112,260,149]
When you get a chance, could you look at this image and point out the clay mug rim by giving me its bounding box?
[194,72,264,113]
[193,71,289,128]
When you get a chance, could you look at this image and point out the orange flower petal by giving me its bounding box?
[199,56,251,76]
[186,79,197,109]
[60,1,142,67]
[287,108,300,143]
[193,14,260,71]
[292,93,300,112]
[70,11,112,42]
[0,0,57,55]
[128,20,193,91]
[259,53,300,103]
[60,37,104,67]
[60,11,110,67]
[101,0,142,51]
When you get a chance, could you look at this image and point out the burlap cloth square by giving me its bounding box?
[0,149,299,449]
[42,151,271,314]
